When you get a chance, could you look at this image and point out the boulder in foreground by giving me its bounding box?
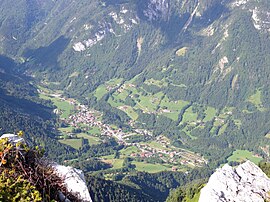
[199,161,270,202]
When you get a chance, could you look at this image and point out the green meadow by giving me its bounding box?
[227,150,262,165]
[39,94,74,119]
[133,162,171,173]
[59,138,82,150]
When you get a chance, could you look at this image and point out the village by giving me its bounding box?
[57,96,207,169]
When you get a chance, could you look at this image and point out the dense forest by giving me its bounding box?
[87,167,211,202]
[0,55,74,160]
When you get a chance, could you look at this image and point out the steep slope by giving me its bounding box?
[0,55,74,160]
[0,134,92,202]
[167,161,270,202]
[199,161,270,202]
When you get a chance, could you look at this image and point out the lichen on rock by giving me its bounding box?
[199,161,270,202]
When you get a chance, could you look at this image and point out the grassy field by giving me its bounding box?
[117,87,163,113]
[94,78,123,101]
[203,107,217,122]
[182,107,198,123]
[88,127,101,135]
[160,97,189,111]
[59,138,82,150]
[248,90,266,111]
[94,85,108,100]
[227,150,262,165]
[218,123,228,136]
[137,93,162,112]
[102,155,124,169]
[39,94,74,119]
[120,146,140,157]
[109,84,191,121]
[115,90,129,101]
[37,85,50,93]
[108,97,123,107]
[248,90,262,106]
[118,105,138,120]
[148,141,167,150]
[112,159,124,169]
[144,78,168,87]
[53,99,74,119]
[58,126,74,133]
[133,162,171,173]
[101,145,193,172]
[159,97,189,121]
[162,112,179,121]
[106,78,123,86]
[77,133,101,145]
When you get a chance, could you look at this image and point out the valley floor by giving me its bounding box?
[38,85,207,174]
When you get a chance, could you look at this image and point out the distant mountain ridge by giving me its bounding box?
[1,0,269,102]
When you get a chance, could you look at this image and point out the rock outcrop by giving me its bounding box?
[199,161,270,202]
[0,134,92,202]
[143,0,170,21]
[52,164,92,202]
[1,133,25,144]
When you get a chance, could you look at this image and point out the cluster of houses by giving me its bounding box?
[124,135,207,167]
[67,108,97,128]
[60,96,207,169]
[117,83,136,93]
[65,105,126,141]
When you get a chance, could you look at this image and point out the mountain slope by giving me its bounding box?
[0,55,74,160]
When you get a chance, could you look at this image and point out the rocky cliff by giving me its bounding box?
[199,161,270,202]
[0,134,92,202]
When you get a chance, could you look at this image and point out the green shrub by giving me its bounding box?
[0,170,42,202]
[0,131,75,201]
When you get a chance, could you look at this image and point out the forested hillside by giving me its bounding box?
[87,166,211,202]
[0,55,74,160]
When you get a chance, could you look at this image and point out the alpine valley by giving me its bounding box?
[1,0,270,201]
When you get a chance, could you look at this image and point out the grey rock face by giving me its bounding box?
[143,0,170,21]
[252,7,270,32]
[0,133,25,145]
[52,164,92,202]
[199,161,270,202]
